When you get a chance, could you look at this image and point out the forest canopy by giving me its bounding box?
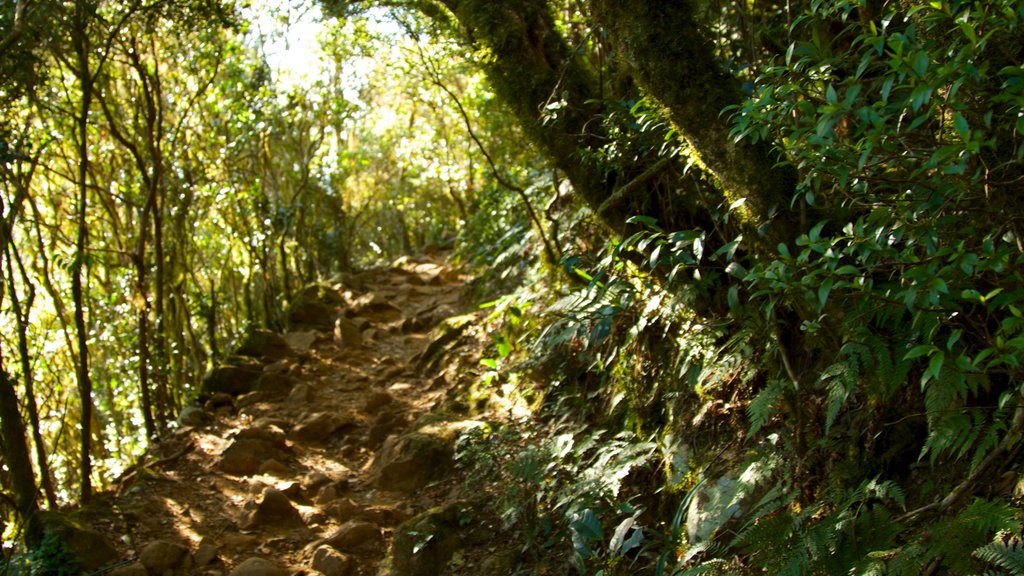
[2,0,1024,573]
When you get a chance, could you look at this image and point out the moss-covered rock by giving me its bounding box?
[35,511,120,572]
[235,329,292,360]
[389,502,474,576]
[370,420,484,493]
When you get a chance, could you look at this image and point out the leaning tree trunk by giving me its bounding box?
[588,0,800,253]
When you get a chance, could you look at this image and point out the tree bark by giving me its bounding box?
[588,0,800,250]
[71,0,95,504]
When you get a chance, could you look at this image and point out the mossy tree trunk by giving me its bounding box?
[405,0,800,255]
[588,0,800,251]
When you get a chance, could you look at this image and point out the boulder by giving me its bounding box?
[228,557,289,576]
[310,546,352,576]
[323,521,382,553]
[390,503,469,576]
[219,437,289,476]
[202,364,261,396]
[289,412,355,443]
[253,371,293,395]
[288,298,339,328]
[194,542,219,567]
[35,512,120,572]
[139,539,191,575]
[370,421,482,493]
[236,329,292,360]
[243,487,305,530]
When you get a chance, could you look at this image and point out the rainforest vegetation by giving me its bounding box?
[2,0,1024,573]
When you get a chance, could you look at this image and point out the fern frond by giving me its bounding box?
[747,378,785,436]
[974,539,1024,576]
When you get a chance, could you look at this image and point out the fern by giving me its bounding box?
[747,378,785,436]
[974,539,1024,576]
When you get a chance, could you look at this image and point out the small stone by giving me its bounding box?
[334,318,363,348]
[311,546,352,576]
[194,542,219,567]
[228,557,288,576]
[286,382,315,405]
[139,539,191,575]
[323,521,382,552]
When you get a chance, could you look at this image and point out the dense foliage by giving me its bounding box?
[2,0,1023,573]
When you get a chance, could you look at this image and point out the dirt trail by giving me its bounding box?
[89,254,483,576]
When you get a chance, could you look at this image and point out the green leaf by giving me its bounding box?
[818,277,834,309]
[904,344,936,360]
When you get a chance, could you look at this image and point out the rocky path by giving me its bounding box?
[86,255,486,576]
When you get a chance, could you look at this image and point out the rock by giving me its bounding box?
[258,458,291,476]
[415,314,477,375]
[194,542,219,567]
[236,390,274,409]
[314,481,351,506]
[36,512,120,572]
[139,539,191,575]
[219,438,288,476]
[236,423,288,446]
[390,503,470,576]
[288,299,338,328]
[350,291,402,315]
[686,475,746,543]
[302,472,333,494]
[253,371,292,395]
[204,392,236,411]
[358,504,412,527]
[228,557,289,576]
[243,487,305,530]
[311,546,352,576]
[368,411,410,447]
[323,521,382,553]
[289,412,354,443]
[297,283,346,305]
[363,391,393,413]
[107,562,148,576]
[202,364,261,396]
[177,405,205,427]
[325,498,360,520]
[235,329,292,360]
[286,382,315,405]
[370,421,482,493]
[334,317,363,348]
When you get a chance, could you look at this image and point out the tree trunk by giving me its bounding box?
[71,0,94,504]
[588,0,800,251]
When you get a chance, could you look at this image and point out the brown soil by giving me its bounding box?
[87,254,489,576]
